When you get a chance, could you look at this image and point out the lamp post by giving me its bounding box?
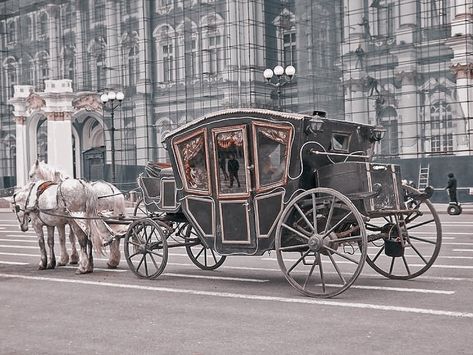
[100,90,124,183]
[263,65,296,111]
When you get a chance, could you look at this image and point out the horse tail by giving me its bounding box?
[83,182,109,255]
[112,186,126,216]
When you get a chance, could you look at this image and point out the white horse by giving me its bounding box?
[12,180,110,273]
[28,160,125,268]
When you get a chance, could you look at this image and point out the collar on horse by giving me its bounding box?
[36,181,57,199]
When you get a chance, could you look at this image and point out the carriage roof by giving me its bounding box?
[164,108,377,144]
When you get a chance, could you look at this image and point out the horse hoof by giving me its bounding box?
[57,261,67,267]
[46,263,56,269]
[107,263,118,269]
[70,256,79,264]
[69,260,79,265]
[38,265,46,270]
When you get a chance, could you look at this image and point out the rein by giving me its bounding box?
[13,182,36,226]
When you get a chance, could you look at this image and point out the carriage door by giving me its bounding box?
[211,125,256,253]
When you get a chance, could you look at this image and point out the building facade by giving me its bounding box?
[1,0,472,196]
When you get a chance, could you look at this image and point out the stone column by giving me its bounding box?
[396,0,417,44]
[136,0,153,94]
[451,63,473,154]
[74,0,85,90]
[46,5,60,79]
[105,0,120,87]
[396,71,418,158]
[451,0,473,36]
[15,116,29,186]
[43,79,75,177]
[344,78,368,124]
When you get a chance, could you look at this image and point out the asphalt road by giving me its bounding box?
[1,207,472,355]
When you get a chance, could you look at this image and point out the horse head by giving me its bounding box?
[29,160,68,183]
[12,182,37,232]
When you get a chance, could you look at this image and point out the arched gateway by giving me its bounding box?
[9,79,106,185]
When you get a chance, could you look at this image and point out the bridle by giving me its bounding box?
[12,182,36,227]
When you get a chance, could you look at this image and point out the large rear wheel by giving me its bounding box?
[275,188,367,298]
[124,218,168,279]
[364,185,442,279]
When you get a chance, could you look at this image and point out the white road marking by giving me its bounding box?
[453,249,473,252]
[0,244,38,249]
[0,273,471,319]
[321,284,454,294]
[163,272,268,283]
[61,266,127,273]
[0,261,28,265]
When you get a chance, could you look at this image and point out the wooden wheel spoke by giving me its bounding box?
[408,242,428,264]
[328,252,346,284]
[316,253,325,293]
[195,246,205,259]
[148,252,160,270]
[282,223,310,240]
[210,249,218,264]
[148,250,164,258]
[287,250,311,274]
[324,196,336,232]
[323,245,359,264]
[278,244,308,252]
[303,260,317,290]
[128,240,143,248]
[143,253,149,276]
[388,257,395,276]
[371,244,385,263]
[323,211,353,237]
[128,250,142,259]
[294,203,315,232]
[312,193,318,234]
[407,235,437,245]
[203,248,208,266]
[136,253,146,273]
[401,255,411,276]
[330,235,361,243]
[406,219,436,231]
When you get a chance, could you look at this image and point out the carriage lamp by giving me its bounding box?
[305,118,324,135]
[370,126,386,142]
[100,90,125,183]
[263,65,296,111]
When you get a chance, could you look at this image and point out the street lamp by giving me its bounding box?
[263,65,296,111]
[100,90,124,183]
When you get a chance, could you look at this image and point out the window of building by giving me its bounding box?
[96,53,107,89]
[125,0,138,14]
[208,33,223,75]
[95,0,106,22]
[283,31,296,66]
[7,21,16,44]
[429,0,447,27]
[430,101,453,130]
[39,13,48,37]
[190,38,198,78]
[23,56,34,85]
[37,52,49,89]
[128,45,139,86]
[65,3,74,26]
[3,58,17,99]
[162,43,174,82]
[24,16,33,40]
[65,57,75,82]
[380,120,399,156]
[431,133,453,154]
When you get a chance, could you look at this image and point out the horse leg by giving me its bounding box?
[107,238,121,269]
[70,223,91,274]
[46,226,56,269]
[86,238,94,273]
[35,225,47,270]
[68,226,79,264]
[57,225,69,266]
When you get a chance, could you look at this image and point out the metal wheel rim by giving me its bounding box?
[124,218,168,279]
[364,184,442,280]
[275,187,367,298]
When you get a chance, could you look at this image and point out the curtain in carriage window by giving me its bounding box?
[253,123,293,190]
[175,130,210,193]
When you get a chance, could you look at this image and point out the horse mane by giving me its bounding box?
[32,161,70,183]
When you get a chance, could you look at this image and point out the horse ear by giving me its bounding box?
[35,159,39,167]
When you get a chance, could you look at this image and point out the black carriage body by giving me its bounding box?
[317,162,405,215]
[163,109,399,256]
[138,168,181,213]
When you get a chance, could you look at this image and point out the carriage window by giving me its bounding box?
[331,133,350,152]
[254,124,292,189]
[214,128,248,196]
[175,131,210,193]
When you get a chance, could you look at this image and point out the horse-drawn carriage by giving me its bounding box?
[122,108,441,298]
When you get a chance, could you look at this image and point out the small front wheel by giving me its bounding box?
[447,204,462,215]
[275,188,367,298]
[184,224,226,270]
[124,218,168,279]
